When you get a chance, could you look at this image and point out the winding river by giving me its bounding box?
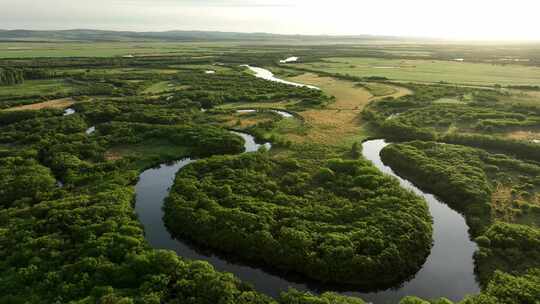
[243,65,320,90]
[134,69,480,303]
[280,57,299,63]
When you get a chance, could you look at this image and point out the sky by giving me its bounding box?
[1,0,539,41]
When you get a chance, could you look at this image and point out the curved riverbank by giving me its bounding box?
[135,136,479,303]
[357,140,480,302]
[243,65,320,90]
[135,132,276,282]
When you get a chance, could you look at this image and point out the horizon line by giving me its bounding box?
[1,28,540,44]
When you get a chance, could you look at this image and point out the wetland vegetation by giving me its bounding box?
[0,38,538,304]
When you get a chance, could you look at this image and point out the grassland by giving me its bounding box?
[0,79,78,97]
[105,140,191,169]
[287,74,410,146]
[360,82,398,96]
[505,90,540,106]
[0,42,241,58]
[504,130,540,142]
[296,57,540,86]
[287,73,373,146]
[143,81,173,94]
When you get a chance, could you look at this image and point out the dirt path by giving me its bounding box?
[4,98,75,111]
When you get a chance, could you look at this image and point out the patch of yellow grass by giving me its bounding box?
[505,130,540,142]
[4,98,75,111]
[362,82,397,97]
[491,184,540,224]
[286,73,411,146]
[232,116,273,129]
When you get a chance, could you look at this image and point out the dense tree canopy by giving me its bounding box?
[0,67,24,85]
[0,56,372,303]
[165,152,432,286]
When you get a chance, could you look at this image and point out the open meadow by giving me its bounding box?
[0,42,243,58]
[296,57,540,86]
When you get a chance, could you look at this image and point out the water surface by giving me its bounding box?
[243,65,319,90]
[230,131,272,152]
[280,57,299,63]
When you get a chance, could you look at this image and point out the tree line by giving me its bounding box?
[0,67,24,85]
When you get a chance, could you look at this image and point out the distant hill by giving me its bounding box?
[0,29,406,42]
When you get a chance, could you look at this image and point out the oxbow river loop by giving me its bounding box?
[135,69,480,303]
[135,136,480,304]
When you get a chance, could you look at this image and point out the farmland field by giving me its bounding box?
[296,57,540,86]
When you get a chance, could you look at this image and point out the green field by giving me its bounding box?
[142,81,172,94]
[106,140,191,169]
[296,57,540,86]
[0,42,237,58]
[361,82,398,96]
[0,79,78,97]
